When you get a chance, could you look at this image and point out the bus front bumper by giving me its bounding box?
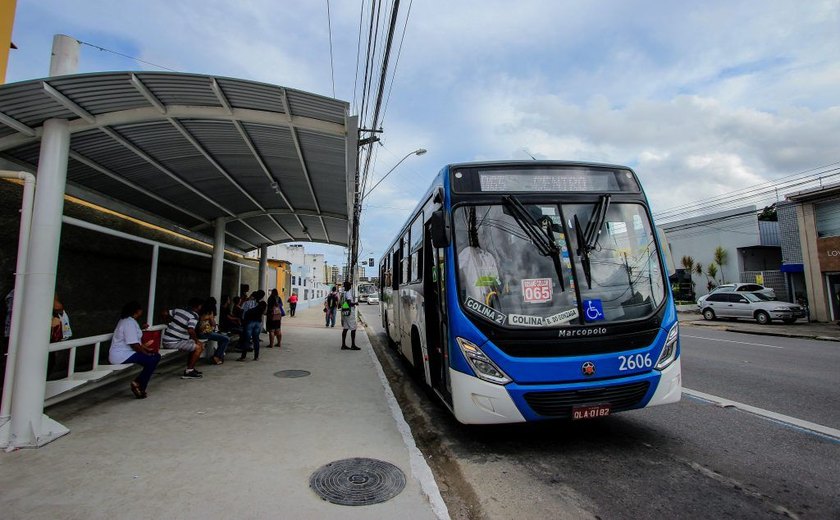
[450,359,681,424]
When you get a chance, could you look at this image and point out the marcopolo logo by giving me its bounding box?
[558,327,608,338]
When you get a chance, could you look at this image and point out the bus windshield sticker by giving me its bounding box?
[583,299,605,322]
[464,297,506,325]
[509,314,545,327]
[522,278,552,303]
[544,308,579,326]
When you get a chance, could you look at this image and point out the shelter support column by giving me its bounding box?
[146,245,159,325]
[258,245,268,293]
[1,119,71,448]
[210,218,225,306]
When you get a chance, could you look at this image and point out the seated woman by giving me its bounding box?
[219,295,242,336]
[198,296,231,365]
[109,301,160,399]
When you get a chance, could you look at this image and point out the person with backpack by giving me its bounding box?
[266,288,285,349]
[324,286,338,327]
[340,281,359,350]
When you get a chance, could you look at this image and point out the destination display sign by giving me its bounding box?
[509,308,579,328]
[452,166,641,194]
[464,297,506,325]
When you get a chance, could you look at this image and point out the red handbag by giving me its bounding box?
[141,330,162,353]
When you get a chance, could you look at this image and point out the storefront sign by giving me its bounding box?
[818,236,840,271]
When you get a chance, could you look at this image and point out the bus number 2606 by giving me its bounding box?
[618,353,652,371]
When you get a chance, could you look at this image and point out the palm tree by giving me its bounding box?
[681,256,696,299]
[706,262,718,292]
[713,246,728,284]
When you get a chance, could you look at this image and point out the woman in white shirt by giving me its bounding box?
[109,301,159,399]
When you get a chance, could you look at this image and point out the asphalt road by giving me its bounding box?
[358,305,840,520]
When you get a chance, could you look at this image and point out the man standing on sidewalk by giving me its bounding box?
[162,298,204,379]
[325,286,338,327]
[340,281,359,350]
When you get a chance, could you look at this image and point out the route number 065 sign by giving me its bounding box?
[522,278,552,303]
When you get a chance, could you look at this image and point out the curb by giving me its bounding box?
[681,320,840,342]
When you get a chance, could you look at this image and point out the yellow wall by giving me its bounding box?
[0,0,17,84]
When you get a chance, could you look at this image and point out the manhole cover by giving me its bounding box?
[273,370,310,378]
[309,457,406,506]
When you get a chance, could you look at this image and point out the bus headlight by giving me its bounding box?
[456,337,511,385]
[655,322,679,371]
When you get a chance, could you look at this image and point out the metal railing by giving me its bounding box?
[48,324,168,380]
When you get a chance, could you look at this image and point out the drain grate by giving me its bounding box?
[309,457,406,506]
[273,370,311,378]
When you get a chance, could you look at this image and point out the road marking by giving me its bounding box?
[682,334,784,349]
[683,388,840,442]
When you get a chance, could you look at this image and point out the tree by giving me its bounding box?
[681,256,697,299]
[713,246,727,284]
[758,203,777,221]
[705,262,718,291]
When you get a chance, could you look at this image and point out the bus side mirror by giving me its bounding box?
[430,210,450,248]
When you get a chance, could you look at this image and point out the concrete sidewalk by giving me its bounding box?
[0,307,448,520]
[679,311,840,342]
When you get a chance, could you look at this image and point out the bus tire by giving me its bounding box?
[411,328,425,382]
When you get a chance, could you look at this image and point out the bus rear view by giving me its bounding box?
[380,161,681,424]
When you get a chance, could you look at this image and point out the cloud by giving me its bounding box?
[6,0,840,266]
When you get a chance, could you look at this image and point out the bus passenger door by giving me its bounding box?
[424,223,452,402]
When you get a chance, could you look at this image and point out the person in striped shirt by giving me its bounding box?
[162,298,205,379]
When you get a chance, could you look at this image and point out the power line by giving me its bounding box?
[654,160,840,220]
[381,0,413,126]
[326,0,336,98]
[77,40,177,72]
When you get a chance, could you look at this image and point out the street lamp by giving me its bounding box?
[362,148,427,201]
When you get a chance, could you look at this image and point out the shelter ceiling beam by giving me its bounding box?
[0,151,258,250]
[42,82,95,123]
[169,117,295,242]
[210,78,233,114]
[69,150,209,225]
[0,106,345,153]
[130,74,166,114]
[98,126,275,244]
[280,87,325,242]
[0,111,35,136]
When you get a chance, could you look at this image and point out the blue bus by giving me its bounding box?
[379,161,681,424]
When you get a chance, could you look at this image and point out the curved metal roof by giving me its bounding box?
[0,71,357,250]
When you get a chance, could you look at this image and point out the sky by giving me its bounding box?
[6,0,840,273]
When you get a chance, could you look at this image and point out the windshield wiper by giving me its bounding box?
[575,194,611,289]
[502,195,565,292]
[583,194,611,252]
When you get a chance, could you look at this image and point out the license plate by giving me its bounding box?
[572,404,611,420]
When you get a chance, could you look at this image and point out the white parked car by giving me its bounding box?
[367,293,379,305]
[698,292,805,324]
[697,283,776,306]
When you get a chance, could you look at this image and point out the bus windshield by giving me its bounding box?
[453,201,665,328]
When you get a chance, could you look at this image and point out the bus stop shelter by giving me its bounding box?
[0,71,358,448]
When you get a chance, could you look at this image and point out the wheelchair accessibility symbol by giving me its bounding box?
[583,299,604,322]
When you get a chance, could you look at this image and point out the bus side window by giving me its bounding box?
[392,249,400,289]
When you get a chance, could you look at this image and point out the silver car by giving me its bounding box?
[697,283,776,307]
[698,292,805,324]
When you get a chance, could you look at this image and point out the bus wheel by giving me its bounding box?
[411,328,425,381]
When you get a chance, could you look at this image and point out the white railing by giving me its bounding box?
[47,324,168,381]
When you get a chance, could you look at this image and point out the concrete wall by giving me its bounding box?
[661,206,760,296]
